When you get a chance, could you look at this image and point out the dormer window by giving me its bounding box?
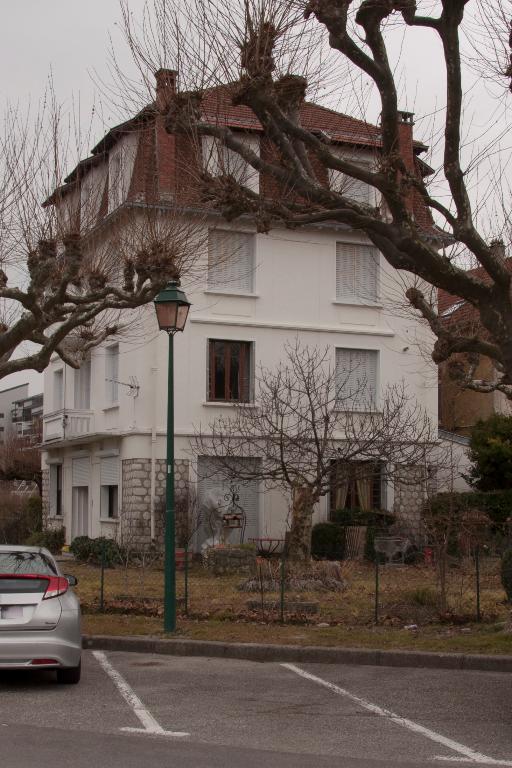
[202,134,260,193]
[328,149,377,206]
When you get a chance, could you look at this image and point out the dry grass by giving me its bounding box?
[71,556,512,654]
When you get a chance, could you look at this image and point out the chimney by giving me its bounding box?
[397,110,415,173]
[155,69,177,114]
[490,238,506,261]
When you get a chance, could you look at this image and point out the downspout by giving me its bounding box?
[150,362,158,541]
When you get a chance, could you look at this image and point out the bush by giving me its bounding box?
[25,527,66,555]
[501,549,512,602]
[69,536,122,567]
[468,415,512,491]
[311,523,345,560]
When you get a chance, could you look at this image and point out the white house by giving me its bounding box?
[41,72,440,548]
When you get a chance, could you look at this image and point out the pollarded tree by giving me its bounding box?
[119,0,512,399]
[0,94,204,379]
[192,341,436,561]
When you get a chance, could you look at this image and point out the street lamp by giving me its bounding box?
[154,280,191,632]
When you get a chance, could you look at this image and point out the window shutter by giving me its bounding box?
[100,457,119,486]
[72,457,90,486]
[336,348,378,410]
[74,359,91,409]
[105,345,119,404]
[208,231,254,293]
[336,243,379,304]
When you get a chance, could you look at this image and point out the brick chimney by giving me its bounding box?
[397,110,415,173]
[155,68,177,114]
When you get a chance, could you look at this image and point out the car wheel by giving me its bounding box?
[56,661,81,685]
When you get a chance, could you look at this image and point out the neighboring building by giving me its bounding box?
[438,249,512,436]
[41,72,441,547]
[0,384,29,444]
[11,393,44,443]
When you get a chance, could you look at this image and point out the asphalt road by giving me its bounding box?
[0,650,511,768]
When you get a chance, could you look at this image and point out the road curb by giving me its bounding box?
[82,634,512,673]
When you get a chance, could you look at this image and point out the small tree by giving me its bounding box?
[192,341,436,561]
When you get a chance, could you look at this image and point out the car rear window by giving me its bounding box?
[0,552,57,576]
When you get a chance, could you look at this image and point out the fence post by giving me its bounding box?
[280,549,286,624]
[374,555,379,625]
[184,539,189,616]
[475,544,481,622]
[100,539,105,613]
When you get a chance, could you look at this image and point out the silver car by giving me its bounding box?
[0,545,81,684]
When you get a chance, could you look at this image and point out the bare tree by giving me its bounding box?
[117,0,512,399]
[192,341,435,561]
[0,91,204,379]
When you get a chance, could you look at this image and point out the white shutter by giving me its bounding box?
[53,370,63,411]
[328,148,373,205]
[74,359,91,409]
[336,348,378,410]
[336,243,379,304]
[72,457,90,486]
[100,456,119,486]
[105,345,119,404]
[197,456,260,547]
[208,230,254,293]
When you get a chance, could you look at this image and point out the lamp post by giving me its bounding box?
[154,280,191,632]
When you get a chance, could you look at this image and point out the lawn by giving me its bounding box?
[70,555,512,654]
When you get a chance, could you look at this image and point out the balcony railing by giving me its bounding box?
[43,409,94,442]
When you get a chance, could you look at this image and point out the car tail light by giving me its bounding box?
[42,576,69,600]
[31,659,58,665]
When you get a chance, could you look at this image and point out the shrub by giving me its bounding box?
[69,536,93,562]
[69,536,122,567]
[501,549,512,602]
[25,527,66,554]
[311,523,345,560]
[405,586,438,607]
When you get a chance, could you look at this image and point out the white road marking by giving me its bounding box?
[93,651,189,738]
[282,663,512,767]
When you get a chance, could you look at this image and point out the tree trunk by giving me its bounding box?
[287,485,315,562]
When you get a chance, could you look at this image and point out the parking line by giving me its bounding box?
[282,663,512,767]
[93,651,190,738]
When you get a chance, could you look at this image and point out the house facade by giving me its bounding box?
[438,251,512,436]
[41,72,439,548]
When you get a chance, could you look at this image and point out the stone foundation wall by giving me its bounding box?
[393,465,427,540]
[204,546,257,576]
[41,469,49,525]
[121,458,189,549]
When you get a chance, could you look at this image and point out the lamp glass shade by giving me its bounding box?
[154,281,191,332]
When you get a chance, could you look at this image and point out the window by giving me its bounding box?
[53,370,64,411]
[202,135,260,193]
[105,345,119,405]
[100,457,119,519]
[208,340,252,402]
[329,150,375,205]
[329,461,382,518]
[108,149,124,213]
[50,464,63,517]
[336,242,379,305]
[74,359,91,409]
[207,231,255,293]
[335,348,378,410]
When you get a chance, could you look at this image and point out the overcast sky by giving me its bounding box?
[0,1,509,394]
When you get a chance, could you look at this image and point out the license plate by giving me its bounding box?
[1,605,23,619]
